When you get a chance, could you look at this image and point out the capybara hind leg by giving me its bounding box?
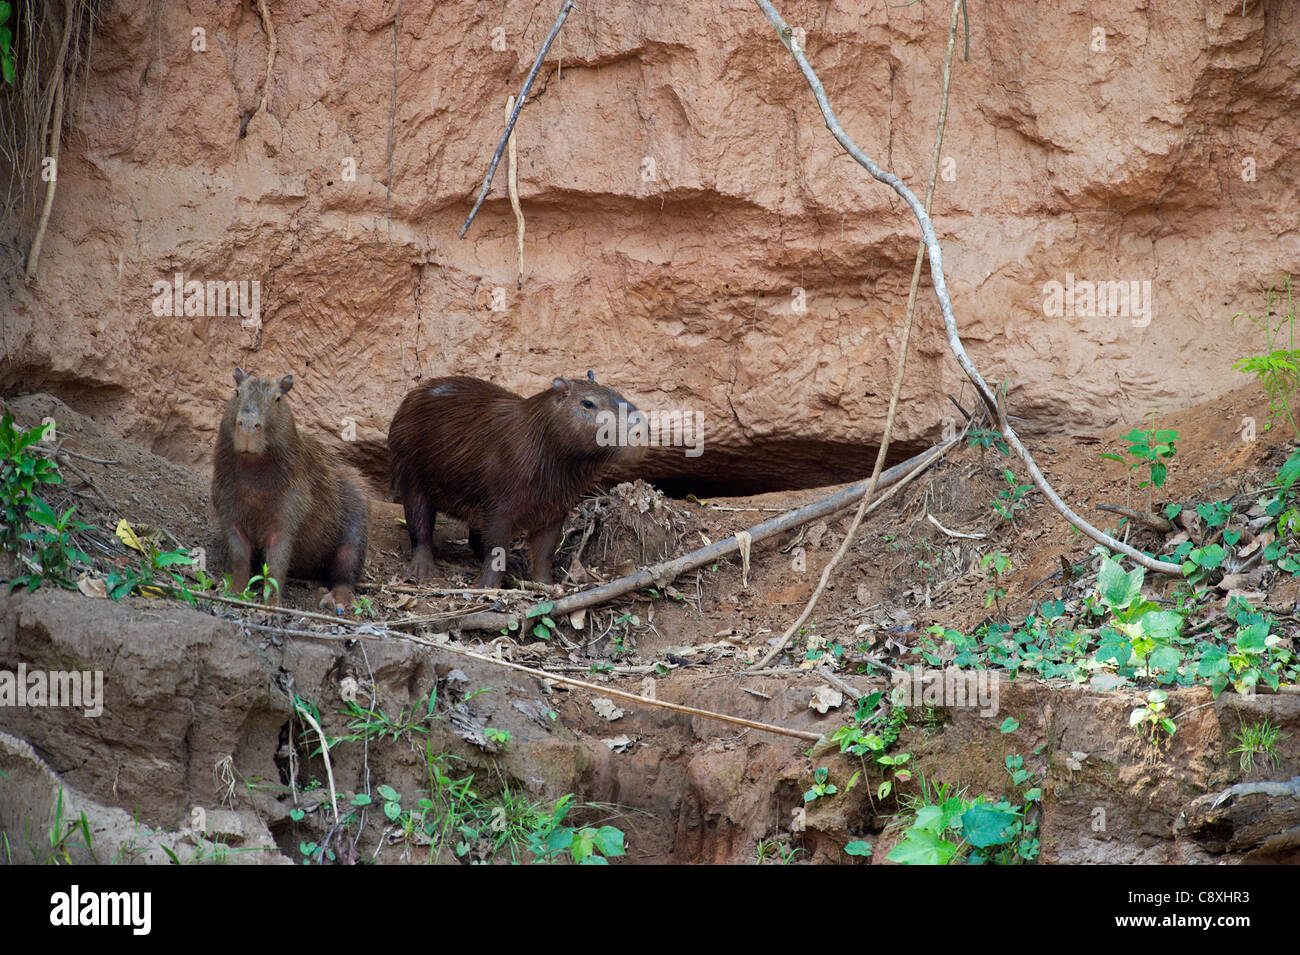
[226,527,252,595]
[468,526,485,562]
[528,521,564,585]
[473,517,513,589]
[403,488,438,582]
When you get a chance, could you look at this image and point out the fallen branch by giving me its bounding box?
[1094,503,1175,533]
[754,0,1181,577]
[451,434,957,633]
[459,0,574,238]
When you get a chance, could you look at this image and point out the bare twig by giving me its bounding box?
[754,0,1181,576]
[927,513,985,540]
[292,697,339,825]
[459,0,575,238]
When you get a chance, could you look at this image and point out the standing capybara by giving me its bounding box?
[388,372,646,588]
[211,369,368,612]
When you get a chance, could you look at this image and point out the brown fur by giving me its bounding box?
[211,369,368,612]
[388,373,645,587]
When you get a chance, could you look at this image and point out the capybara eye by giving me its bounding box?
[581,399,596,410]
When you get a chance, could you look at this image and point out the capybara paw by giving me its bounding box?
[320,586,353,615]
[408,550,437,583]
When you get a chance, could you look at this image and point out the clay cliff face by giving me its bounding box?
[2,0,1298,493]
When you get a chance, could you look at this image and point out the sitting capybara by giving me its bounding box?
[388,372,645,588]
[211,369,368,612]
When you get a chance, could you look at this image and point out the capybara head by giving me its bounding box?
[226,368,296,455]
[535,370,647,462]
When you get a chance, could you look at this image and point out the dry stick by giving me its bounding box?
[198,591,360,627]
[450,435,955,632]
[255,623,818,740]
[927,513,985,540]
[1094,503,1174,533]
[507,94,525,283]
[25,0,75,282]
[254,0,277,118]
[354,627,822,743]
[754,0,1181,576]
[459,0,575,238]
[292,698,339,825]
[756,0,964,670]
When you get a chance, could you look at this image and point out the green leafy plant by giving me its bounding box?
[828,693,913,803]
[103,529,195,602]
[1100,425,1179,508]
[326,691,439,748]
[1232,277,1299,436]
[1196,598,1297,698]
[0,411,92,592]
[803,766,838,803]
[1,410,62,548]
[524,794,626,865]
[1093,556,1186,682]
[525,600,558,640]
[991,468,1034,523]
[233,564,280,605]
[968,428,1010,459]
[887,719,1040,865]
[980,551,1011,615]
[1228,718,1289,774]
[1129,689,1175,744]
[9,495,91,592]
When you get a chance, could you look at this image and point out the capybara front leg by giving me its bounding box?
[226,526,252,596]
[528,521,564,585]
[264,533,293,606]
[473,516,513,589]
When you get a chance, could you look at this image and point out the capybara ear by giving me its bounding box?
[587,369,596,382]
[551,377,570,397]
[233,367,247,386]
[278,375,294,395]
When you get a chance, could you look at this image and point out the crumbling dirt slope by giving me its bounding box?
[2,381,1299,863]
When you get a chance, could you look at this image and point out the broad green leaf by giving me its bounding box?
[960,803,1019,849]
[1097,556,1143,610]
[887,829,957,866]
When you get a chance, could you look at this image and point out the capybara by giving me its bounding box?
[211,369,368,612]
[388,372,646,588]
